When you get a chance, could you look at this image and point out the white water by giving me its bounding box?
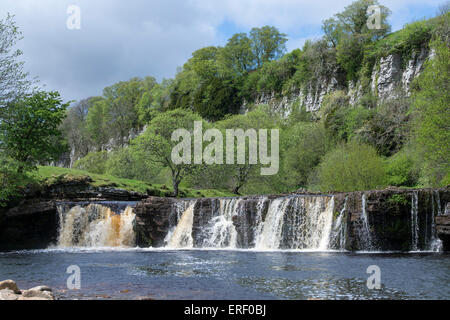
[163,195,336,251]
[359,194,373,251]
[166,201,197,248]
[411,191,419,251]
[57,204,136,247]
[201,198,240,248]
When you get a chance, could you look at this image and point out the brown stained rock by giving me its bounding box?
[0,280,21,294]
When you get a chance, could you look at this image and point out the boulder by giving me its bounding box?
[21,289,55,300]
[0,280,21,294]
[0,289,19,300]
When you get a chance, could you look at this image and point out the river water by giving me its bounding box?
[0,248,448,300]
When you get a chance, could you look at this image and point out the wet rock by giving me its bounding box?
[0,289,19,300]
[21,289,54,300]
[0,280,21,294]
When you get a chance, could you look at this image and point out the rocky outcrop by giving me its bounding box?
[0,280,55,300]
[0,177,147,250]
[133,187,450,252]
[436,202,450,251]
[243,47,430,116]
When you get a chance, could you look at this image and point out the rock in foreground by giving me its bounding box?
[0,280,55,300]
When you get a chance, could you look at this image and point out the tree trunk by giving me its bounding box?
[172,177,179,197]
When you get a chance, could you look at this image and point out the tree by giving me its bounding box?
[0,14,33,110]
[133,109,203,196]
[312,141,387,192]
[249,26,287,68]
[0,91,69,173]
[221,33,255,75]
[322,0,391,80]
[411,40,450,186]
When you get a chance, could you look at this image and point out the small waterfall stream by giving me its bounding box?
[411,191,419,251]
[57,202,136,247]
[162,195,337,251]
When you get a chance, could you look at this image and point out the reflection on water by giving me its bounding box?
[238,276,411,300]
[0,249,448,300]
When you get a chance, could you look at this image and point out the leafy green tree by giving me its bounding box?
[0,13,33,109]
[85,98,109,150]
[221,33,255,75]
[411,40,450,186]
[133,109,203,196]
[0,156,28,206]
[0,91,69,173]
[323,0,391,80]
[249,26,287,68]
[74,151,108,174]
[312,141,387,192]
[282,122,329,189]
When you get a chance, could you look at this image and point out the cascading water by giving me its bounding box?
[254,198,289,249]
[163,195,336,251]
[165,201,197,248]
[358,194,373,251]
[57,203,136,247]
[201,198,240,248]
[330,196,348,250]
[410,191,419,251]
[430,191,443,252]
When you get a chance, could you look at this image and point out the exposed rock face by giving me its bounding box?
[436,202,450,251]
[134,187,450,252]
[243,47,430,116]
[0,280,54,300]
[0,177,146,250]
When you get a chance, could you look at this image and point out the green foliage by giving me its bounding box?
[74,151,108,174]
[312,141,387,192]
[0,13,33,107]
[411,40,450,187]
[325,0,391,80]
[385,150,419,187]
[133,109,204,196]
[105,147,162,182]
[387,194,408,206]
[0,156,28,206]
[281,122,329,189]
[0,91,69,172]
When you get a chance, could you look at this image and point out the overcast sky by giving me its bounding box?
[0,0,444,103]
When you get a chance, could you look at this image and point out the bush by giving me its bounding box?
[105,147,161,182]
[74,151,108,174]
[385,150,420,187]
[312,141,387,192]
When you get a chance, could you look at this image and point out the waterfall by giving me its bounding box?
[57,203,136,247]
[161,195,336,250]
[254,198,290,249]
[411,191,419,251]
[166,201,197,248]
[201,198,240,248]
[430,191,443,252]
[359,194,373,251]
[330,197,348,250]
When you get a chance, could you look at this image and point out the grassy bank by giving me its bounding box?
[36,166,234,198]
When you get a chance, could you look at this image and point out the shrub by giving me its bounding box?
[74,151,108,174]
[312,141,387,192]
[385,150,419,187]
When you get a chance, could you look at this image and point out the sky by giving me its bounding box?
[0,0,444,103]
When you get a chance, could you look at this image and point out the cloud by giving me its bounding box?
[0,0,443,102]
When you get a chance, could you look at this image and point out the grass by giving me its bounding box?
[36,166,235,198]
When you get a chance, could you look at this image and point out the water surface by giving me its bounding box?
[0,249,448,300]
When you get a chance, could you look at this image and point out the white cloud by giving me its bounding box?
[0,0,443,102]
